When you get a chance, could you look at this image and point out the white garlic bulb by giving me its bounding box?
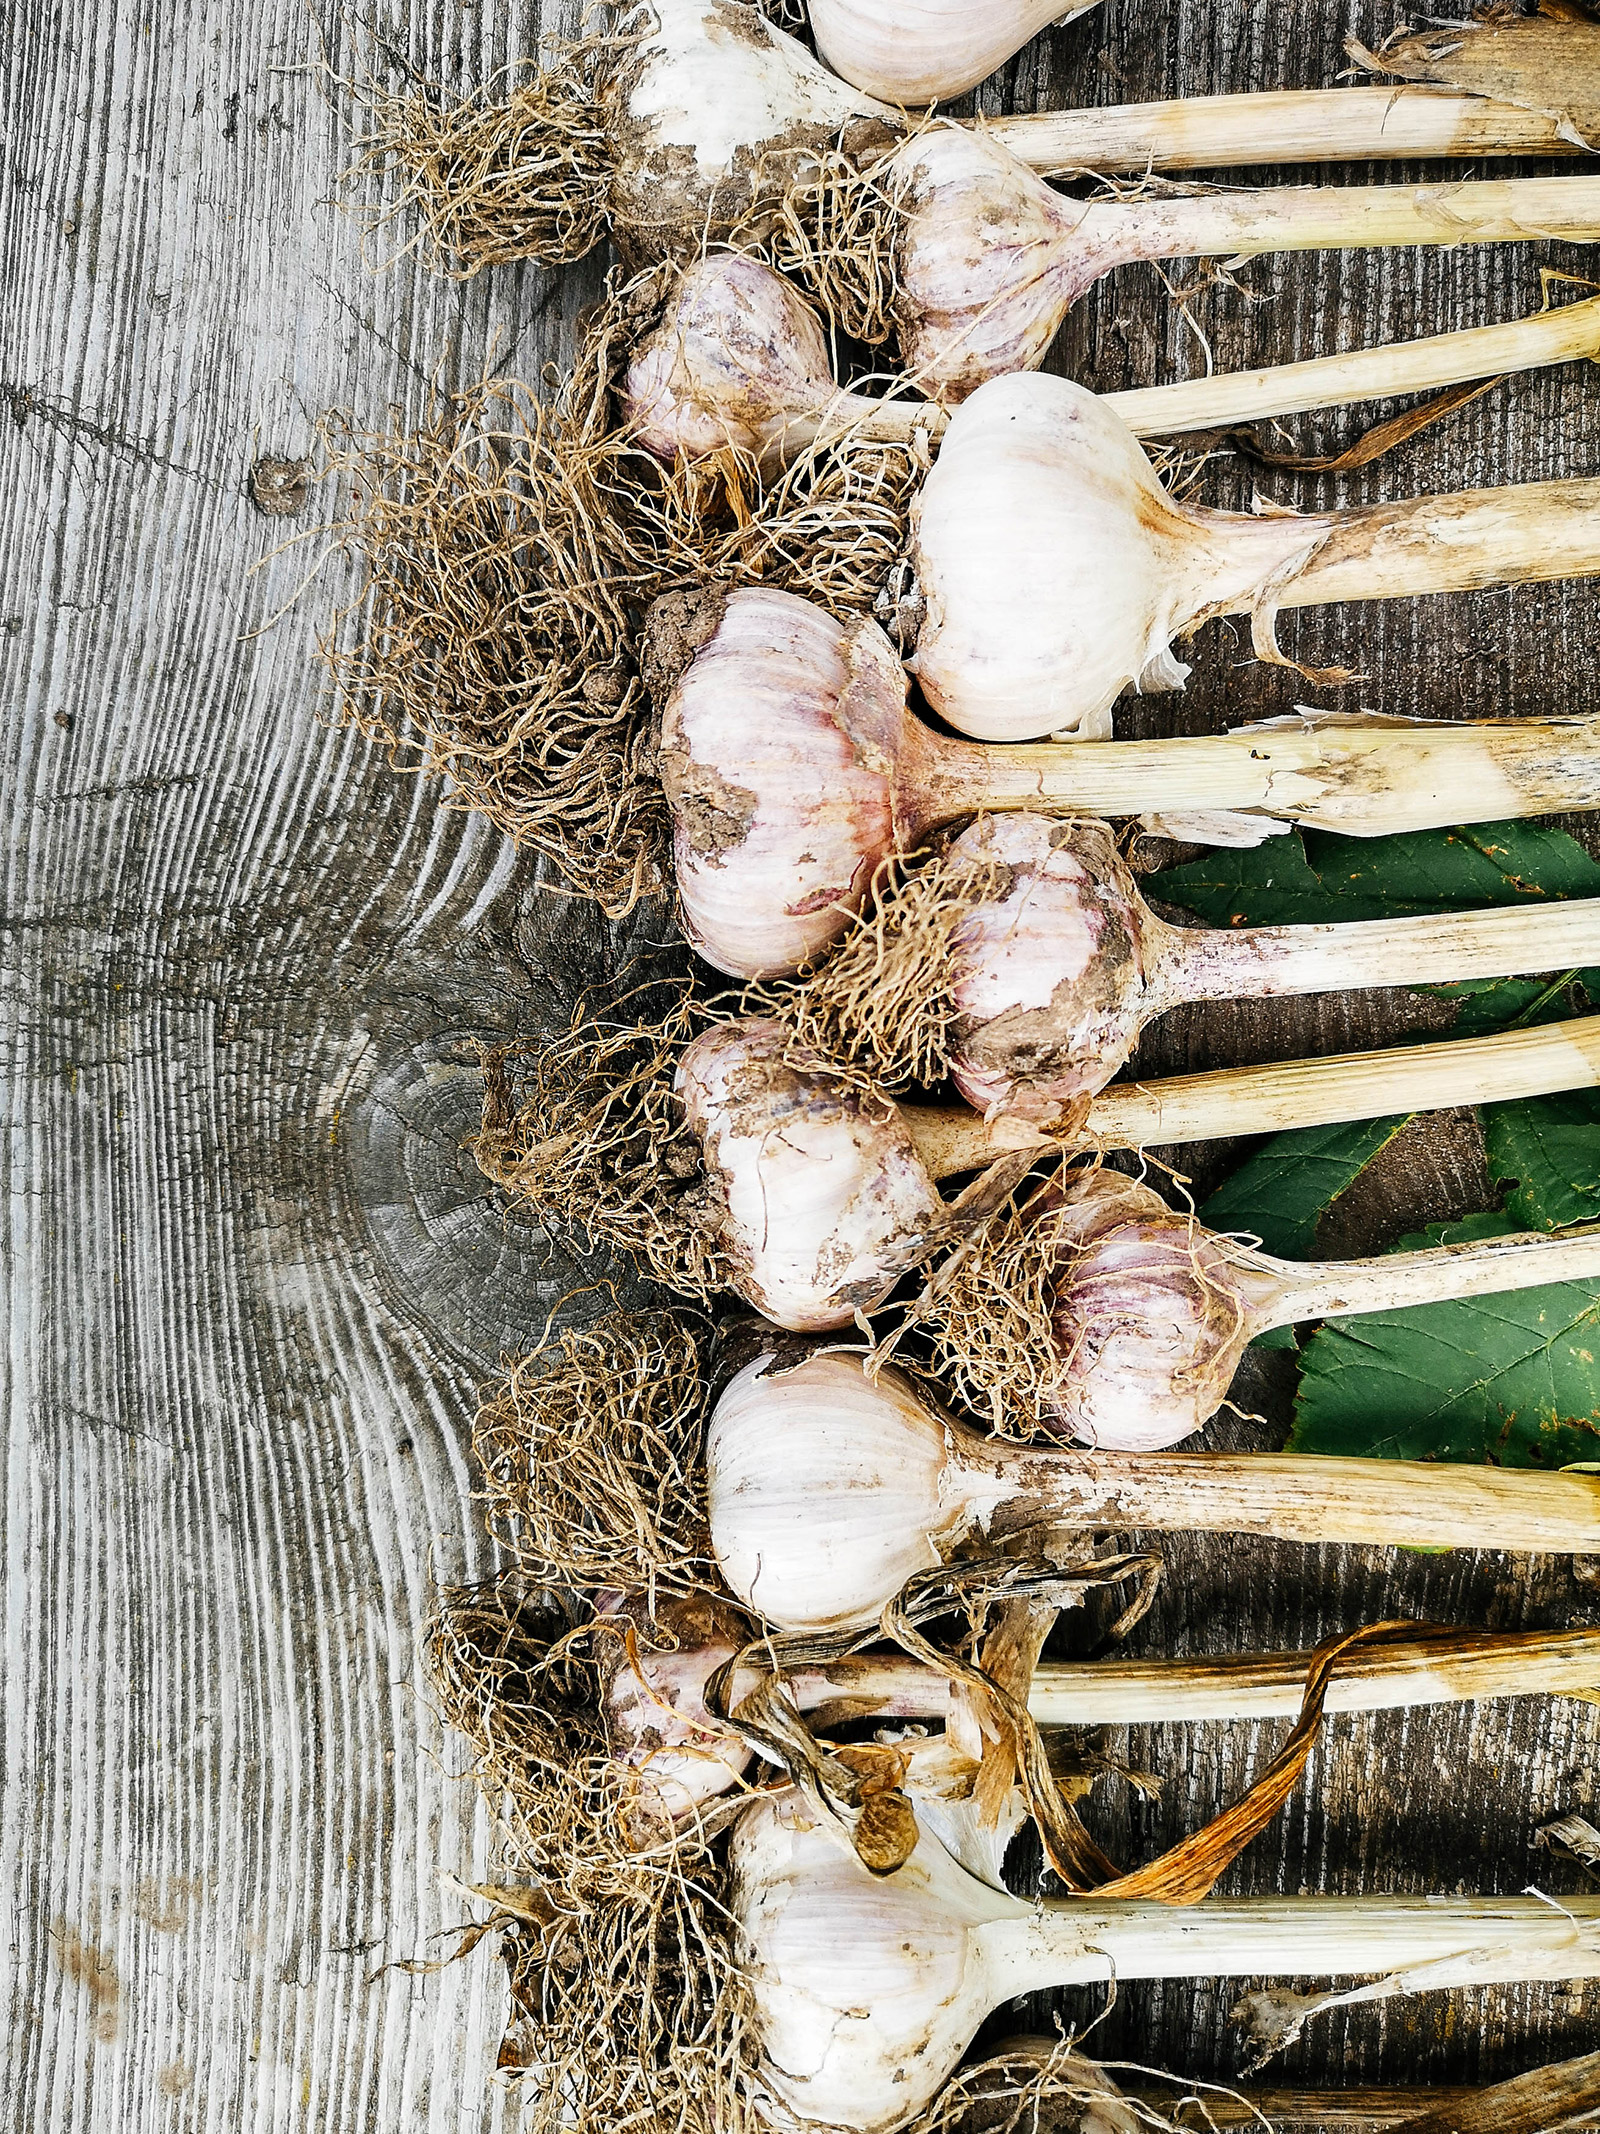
[676,1019,944,1331]
[604,0,898,261]
[909,369,1327,741]
[809,0,1100,106]
[705,1344,1600,1633]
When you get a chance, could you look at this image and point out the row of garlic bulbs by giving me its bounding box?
[370,9,1600,2132]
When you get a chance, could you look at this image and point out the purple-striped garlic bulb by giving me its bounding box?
[1037,1171,1263,1452]
[651,586,918,980]
[676,1017,945,1330]
[923,810,1600,1126]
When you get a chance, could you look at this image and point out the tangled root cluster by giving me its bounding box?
[425,1578,761,2134]
[471,1309,718,1602]
[766,144,909,350]
[472,983,734,1301]
[322,373,670,917]
[771,845,1005,1091]
[347,32,626,277]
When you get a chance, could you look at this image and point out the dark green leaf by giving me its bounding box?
[1201,1115,1410,1258]
[1288,1211,1600,1467]
[1152,819,1600,930]
[1485,1091,1600,1230]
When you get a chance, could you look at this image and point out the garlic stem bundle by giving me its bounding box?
[706,1348,1600,1633]
[657,585,1600,980]
[604,1600,1600,1822]
[858,133,1600,401]
[733,1791,1600,2133]
[389,0,1596,276]
[1022,1168,1600,1450]
[862,812,1600,1124]
[910,373,1600,742]
[623,253,1600,473]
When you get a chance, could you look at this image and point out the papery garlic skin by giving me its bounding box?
[888,130,1116,404]
[605,0,899,260]
[656,586,914,980]
[601,1594,756,1823]
[942,815,1153,1123]
[810,0,1096,106]
[732,1788,1010,2133]
[623,253,841,467]
[1038,1171,1255,1451]
[707,1350,975,1632]
[908,371,1329,742]
[677,1020,944,1332]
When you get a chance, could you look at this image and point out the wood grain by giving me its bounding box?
[3,0,1600,2127]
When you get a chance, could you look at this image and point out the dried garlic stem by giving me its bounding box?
[1107,292,1600,436]
[971,1438,1600,1556]
[1275,475,1600,610]
[918,715,1600,842]
[786,1624,1600,1727]
[898,1011,1600,1180]
[1095,173,1600,272]
[991,87,1589,175]
[1254,1223,1600,1329]
[1167,898,1600,1007]
[1077,1009,1600,1158]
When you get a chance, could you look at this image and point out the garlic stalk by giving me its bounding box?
[871,133,1600,401]
[395,0,1595,275]
[604,1604,1600,1821]
[808,0,1102,105]
[732,1789,1600,2134]
[706,1348,1600,1633]
[909,372,1600,742]
[1032,1167,1600,1451]
[669,1011,1600,1331]
[623,253,1600,473]
[901,812,1600,1123]
[655,584,1600,980]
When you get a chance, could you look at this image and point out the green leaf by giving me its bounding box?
[1152,819,1600,930]
[1484,1091,1600,1230]
[1201,1115,1410,1258]
[1288,1211,1600,1468]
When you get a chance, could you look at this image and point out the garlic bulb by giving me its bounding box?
[880,130,1600,402]
[925,812,1600,1123]
[705,1347,1600,1634]
[622,252,926,469]
[675,1018,944,1330]
[809,0,1100,105]
[602,0,899,263]
[652,587,1600,980]
[910,371,1600,741]
[600,1593,756,1821]
[1038,1170,1600,1450]
[654,586,913,979]
[731,1790,1600,2134]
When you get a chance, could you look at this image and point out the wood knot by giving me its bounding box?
[250,456,312,517]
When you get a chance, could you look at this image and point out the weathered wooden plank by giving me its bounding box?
[4,0,1600,2126]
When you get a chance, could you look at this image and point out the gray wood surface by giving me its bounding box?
[3,0,1599,2127]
